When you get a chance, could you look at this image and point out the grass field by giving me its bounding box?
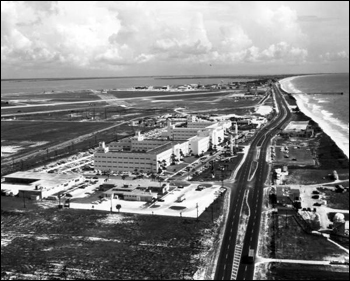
[266,263,349,280]
[266,210,346,260]
[285,169,349,185]
[2,121,112,145]
[317,187,349,210]
[1,189,228,280]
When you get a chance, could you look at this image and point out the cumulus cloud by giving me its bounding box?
[219,24,253,52]
[320,51,349,61]
[256,5,307,45]
[1,1,348,77]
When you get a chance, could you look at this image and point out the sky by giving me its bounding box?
[1,1,349,79]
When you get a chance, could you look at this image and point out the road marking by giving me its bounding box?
[245,266,248,272]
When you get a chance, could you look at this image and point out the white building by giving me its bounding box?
[94,115,231,173]
[1,171,85,199]
[94,140,189,173]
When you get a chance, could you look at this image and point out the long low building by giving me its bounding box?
[1,171,85,199]
[94,115,231,173]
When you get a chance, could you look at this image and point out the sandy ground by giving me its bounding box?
[294,183,349,230]
[255,105,273,116]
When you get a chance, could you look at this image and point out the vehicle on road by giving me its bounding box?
[247,248,255,264]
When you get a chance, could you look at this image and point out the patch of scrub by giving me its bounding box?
[1,145,24,156]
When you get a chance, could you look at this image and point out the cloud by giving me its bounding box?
[1,1,348,78]
[255,5,307,45]
[320,51,349,61]
[219,24,252,52]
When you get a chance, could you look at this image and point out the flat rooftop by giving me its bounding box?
[2,171,83,190]
[3,171,82,181]
[284,121,309,131]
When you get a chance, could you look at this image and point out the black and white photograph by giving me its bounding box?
[1,1,349,280]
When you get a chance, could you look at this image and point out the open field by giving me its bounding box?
[266,263,349,280]
[317,187,349,210]
[1,188,229,280]
[1,121,113,158]
[266,210,346,260]
[1,90,101,103]
[285,169,349,185]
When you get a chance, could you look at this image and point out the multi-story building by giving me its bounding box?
[94,115,231,173]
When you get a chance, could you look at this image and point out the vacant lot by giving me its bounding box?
[266,263,349,280]
[1,189,228,280]
[285,169,349,185]
[266,210,345,260]
[317,187,349,210]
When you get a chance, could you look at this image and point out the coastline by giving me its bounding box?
[279,76,349,160]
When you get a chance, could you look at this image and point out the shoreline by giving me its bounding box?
[278,76,349,160]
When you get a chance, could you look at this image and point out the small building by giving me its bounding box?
[276,186,300,206]
[281,121,313,137]
[2,171,85,199]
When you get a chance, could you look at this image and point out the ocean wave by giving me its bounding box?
[317,99,329,103]
[292,93,349,159]
[279,76,349,159]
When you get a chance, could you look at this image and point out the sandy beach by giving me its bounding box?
[279,76,349,160]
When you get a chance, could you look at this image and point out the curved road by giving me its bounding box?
[214,83,292,280]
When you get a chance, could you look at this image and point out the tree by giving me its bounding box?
[116,204,122,212]
[121,175,127,180]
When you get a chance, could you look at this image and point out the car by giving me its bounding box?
[92,201,99,204]
[85,192,92,195]
[157,198,165,202]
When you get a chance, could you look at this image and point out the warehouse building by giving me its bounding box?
[1,171,85,199]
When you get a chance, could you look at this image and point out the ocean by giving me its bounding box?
[1,76,254,96]
[279,73,349,159]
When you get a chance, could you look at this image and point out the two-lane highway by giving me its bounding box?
[214,83,292,280]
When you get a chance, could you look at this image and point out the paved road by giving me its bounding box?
[214,83,292,280]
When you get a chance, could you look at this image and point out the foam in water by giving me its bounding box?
[280,76,349,159]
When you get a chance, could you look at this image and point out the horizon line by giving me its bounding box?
[1,72,348,81]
